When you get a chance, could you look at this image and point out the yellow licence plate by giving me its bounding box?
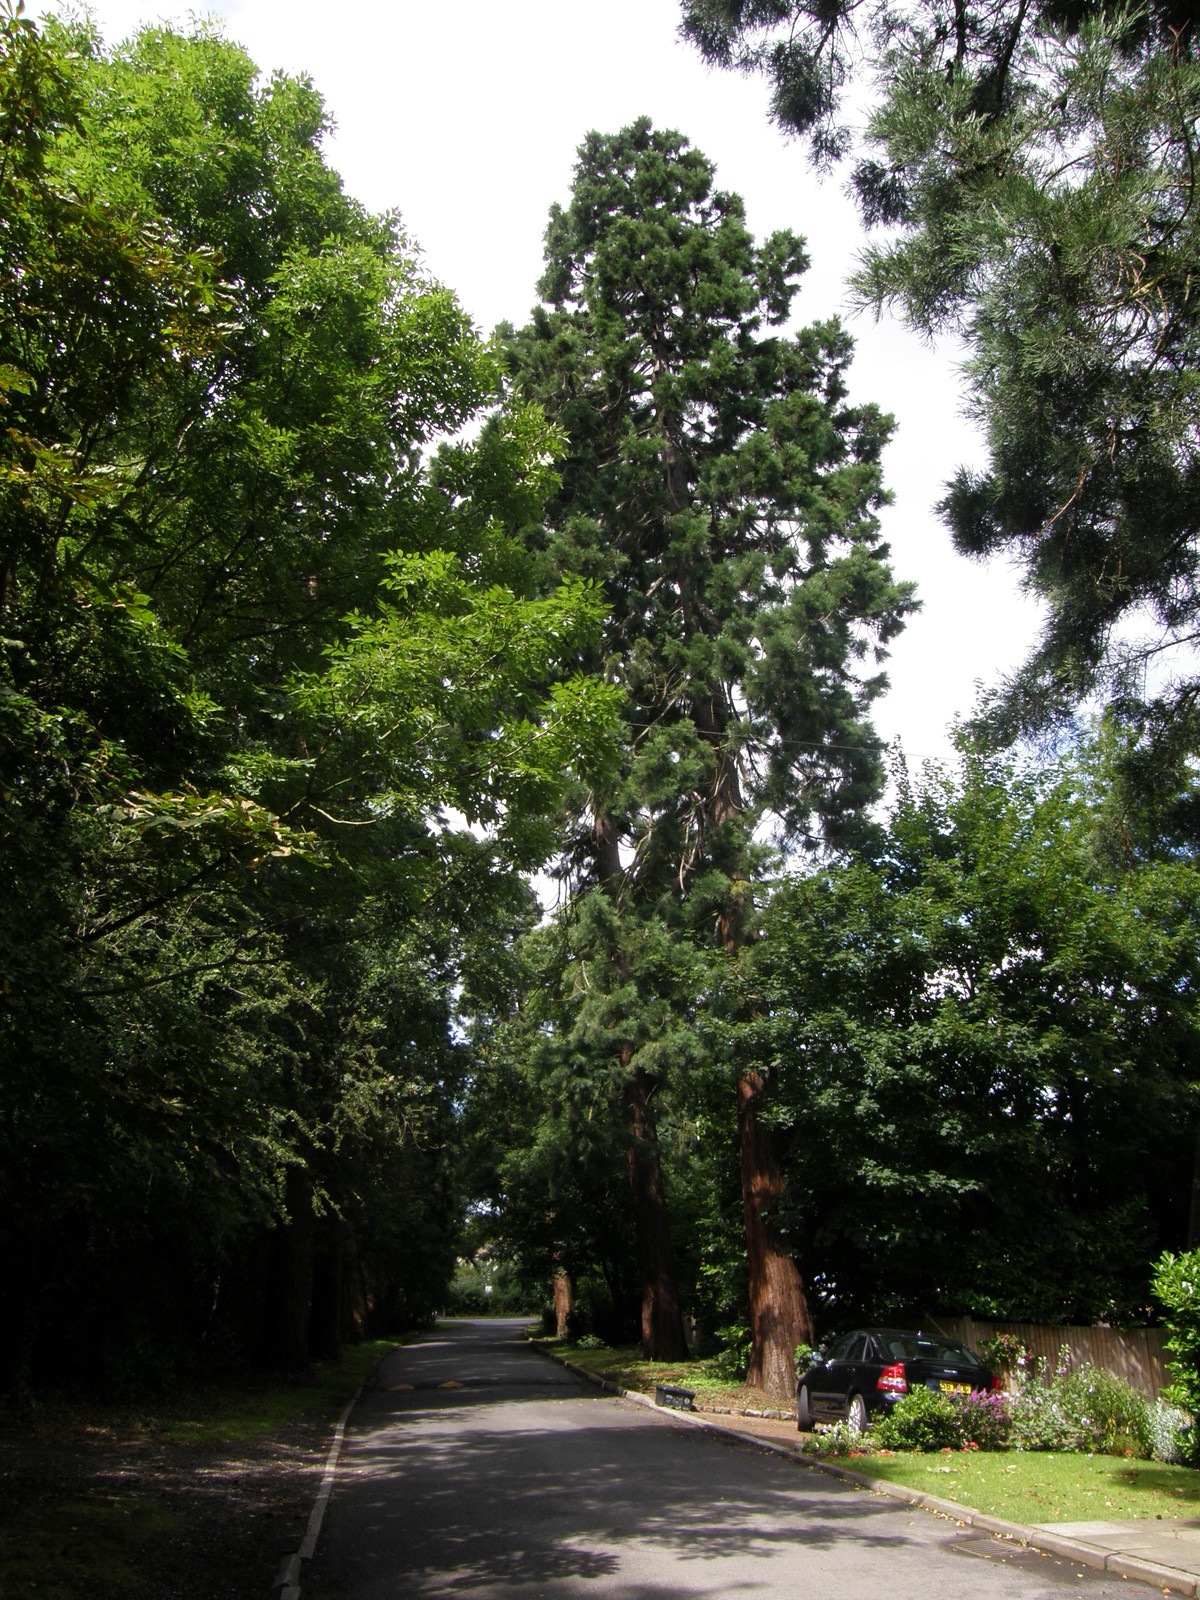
[939,1381,971,1395]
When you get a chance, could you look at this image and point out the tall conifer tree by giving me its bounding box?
[504,120,914,1387]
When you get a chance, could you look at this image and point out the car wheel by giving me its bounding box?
[847,1392,869,1434]
[797,1385,813,1431]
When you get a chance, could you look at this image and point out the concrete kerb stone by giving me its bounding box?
[267,1344,398,1600]
[1104,1554,1198,1595]
[1025,1529,1108,1570]
[530,1341,1198,1596]
[273,1551,302,1588]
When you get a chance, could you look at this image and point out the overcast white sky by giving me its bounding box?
[71,0,1045,766]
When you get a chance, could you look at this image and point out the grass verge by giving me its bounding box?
[21,1336,397,1448]
[0,1492,179,1600]
[141,1336,396,1446]
[859,1449,1200,1524]
[0,1336,397,1599]
[534,1339,778,1411]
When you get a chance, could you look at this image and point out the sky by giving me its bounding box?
[70,0,1047,768]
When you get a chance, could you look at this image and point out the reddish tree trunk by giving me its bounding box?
[553,1270,575,1339]
[738,1068,813,1400]
[627,1064,689,1360]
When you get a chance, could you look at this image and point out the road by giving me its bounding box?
[306,1319,1135,1600]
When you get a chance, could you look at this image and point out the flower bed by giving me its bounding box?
[808,1345,1190,1467]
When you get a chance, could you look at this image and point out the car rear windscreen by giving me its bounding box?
[881,1336,980,1364]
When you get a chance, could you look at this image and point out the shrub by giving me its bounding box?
[799,1421,862,1457]
[1011,1377,1080,1452]
[1010,1352,1150,1456]
[954,1389,1013,1450]
[1145,1398,1190,1465]
[1152,1250,1200,1465]
[978,1333,1029,1380]
[873,1385,961,1451]
[576,1333,607,1350]
[444,1259,530,1317]
[709,1324,752,1383]
[1058,1364,1150,1455]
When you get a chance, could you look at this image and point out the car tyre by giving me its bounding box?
[797,1385,813,1431]
[847,1392,869,1434]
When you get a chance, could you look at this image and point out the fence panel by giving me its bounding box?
[920,1315,1170,1398]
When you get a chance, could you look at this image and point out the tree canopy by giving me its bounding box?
[759,733,1200,1327]
[682,0,1200,775]
[6,0,1198,1409]
[0,4,615,1392]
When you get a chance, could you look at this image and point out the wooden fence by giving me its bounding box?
[921,1315,1171,1399]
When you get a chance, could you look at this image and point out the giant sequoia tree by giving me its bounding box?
[502,121,913,1391]
[683,0,1200,779]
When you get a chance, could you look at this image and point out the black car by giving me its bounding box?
[796,1327,999,1433]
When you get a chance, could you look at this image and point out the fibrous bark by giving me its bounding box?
[738,1068,813,1400]
[553,1269,575,1340]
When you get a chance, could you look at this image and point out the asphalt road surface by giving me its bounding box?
[305,1318,1138,1600]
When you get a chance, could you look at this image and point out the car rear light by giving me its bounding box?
[990,1374,1004,1392]
[876,1362,907,1393]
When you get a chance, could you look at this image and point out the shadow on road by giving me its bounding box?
[317,1321,918,1597]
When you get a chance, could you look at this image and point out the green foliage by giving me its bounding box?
[1153,1249,1200,1463]
[481,116,913,1365]
[0,7,616,1394]
[1146,1399,1191,1466]
[872,1386,962,1451]
[798,1421,864,1457]
[709,1325,754,1382]
[979,1335,1029,1374]
[761,731,1200,1325]
[1010,1354,1151,1456]
[443,1260,529,1317]
[954,1391,1014,1451]
[683,0,1200,794]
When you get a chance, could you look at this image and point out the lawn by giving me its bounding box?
[860,1449,1200,1524]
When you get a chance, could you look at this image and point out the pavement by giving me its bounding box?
[544,1348,1200,1598]
[290,1319,1200,1600]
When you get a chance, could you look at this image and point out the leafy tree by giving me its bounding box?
[682,0,1200,773]
[759,733,1200,1327]
[502,120,913,1390]
[0,7,615,1392]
